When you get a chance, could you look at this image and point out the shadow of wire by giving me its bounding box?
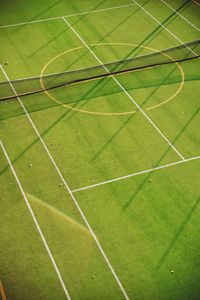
[89,62,185,162]
[123,107,199,210]
[0,76,111,176]
[90,112,138,162]
[157,195,200,268]
[0,68,199,122]
[102,0,191,66]
[14,0,64,32]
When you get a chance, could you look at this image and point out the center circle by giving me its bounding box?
[40,43,184,116]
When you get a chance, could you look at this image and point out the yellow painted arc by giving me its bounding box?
[40,47,136,116]
[40,43,185,116]
[92,43,185,111]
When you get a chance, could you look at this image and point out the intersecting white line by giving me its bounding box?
[0,139,71,300]
[63,17,185,161]
[111,76,185,160]
[0,2,198,297]
[161,0,200,32]
[72,155,200,193]
[0,63,129,300]
[0,3,136,29]
[132,0,199,57]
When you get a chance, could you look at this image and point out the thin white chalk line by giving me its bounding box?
[0,63,128,299]
[63,17,185,161]
[0,139,71,300]
[72,155,200,193]
[133,0,199,57]
[0,3,136,29]
[161,0,200,32]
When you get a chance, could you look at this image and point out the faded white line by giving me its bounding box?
[72,156,200,193]
[63,17,185,161]
[161,0,200,32]
[0,3,136,29]
[0,64,128,300]
[0,139,71,300]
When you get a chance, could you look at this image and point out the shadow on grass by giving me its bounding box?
[14,0,64,32]
[89,60,190,162]
[108,0,190,64]
[2,61,199,122]
[123,107,199,210]
[28,0,107,59]
[28,28,68,58]
[157,195,200,269]
[90,112,138,162]
[0,108,70,175]
[91,2,142,47]
[0,76,110,176]
[69,0,107,28]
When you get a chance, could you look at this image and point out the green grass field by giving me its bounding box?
[0,1,200,299]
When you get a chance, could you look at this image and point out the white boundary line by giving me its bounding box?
[72,155,200,193]
[0,3,136,29]
[161,0,200,32]
[63,17,185,161]
[192,0,200,7]
[0,64,129,300]
[132,0,199,57]
[0,139,71,300]
[111,76,185,160]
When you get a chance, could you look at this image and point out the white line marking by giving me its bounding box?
[0,140,71,300]
[112,76,185,160]
[0,15,64,29]
[62,18,110,72]
[0,3,136,29]
[63,17,185,161]
[192,0,200,7]
[72,155,200,193]
[161,0,200,32]
[0,64,129,300]
[133,0,199,57]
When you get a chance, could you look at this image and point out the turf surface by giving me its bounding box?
[0,1,200,299]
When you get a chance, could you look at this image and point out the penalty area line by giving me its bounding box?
[72,155,200,193]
